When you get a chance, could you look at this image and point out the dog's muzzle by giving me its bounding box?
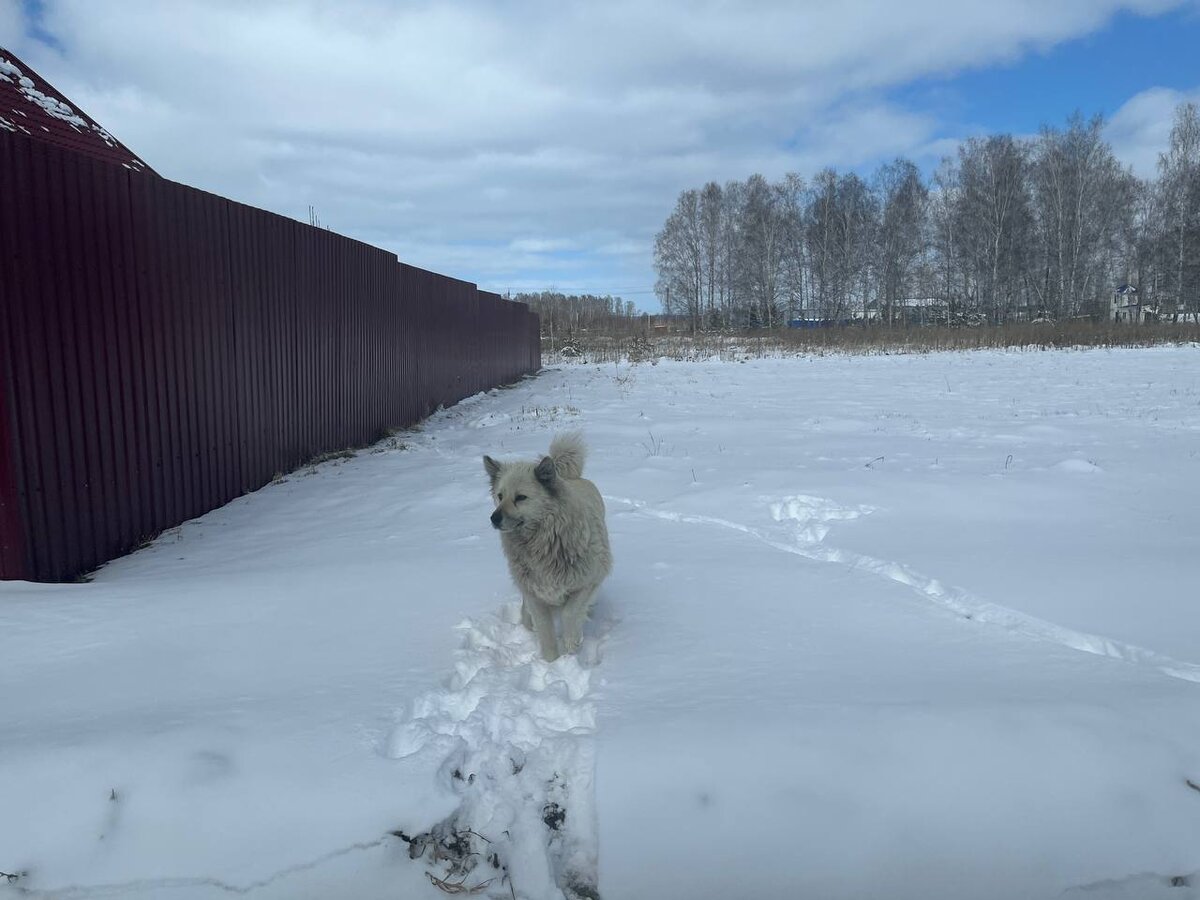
[490,509,503,529]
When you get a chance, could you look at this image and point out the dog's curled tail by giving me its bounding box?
[549,431,587,479]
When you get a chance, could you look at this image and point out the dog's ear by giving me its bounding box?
[483,455,502,488]
[535,455,557,486]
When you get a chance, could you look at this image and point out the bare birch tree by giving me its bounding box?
[1158,102,1200,320]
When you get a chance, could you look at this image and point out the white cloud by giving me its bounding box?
[510,237,580,254]
[1107,85,1200,177]
[8,0,1195,303]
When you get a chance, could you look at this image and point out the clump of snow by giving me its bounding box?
[389,603,600,898]
[17,78,88,130]
[1055,458,1104,474]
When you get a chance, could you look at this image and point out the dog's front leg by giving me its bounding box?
[526,598,560,662]
[560,584,598,655]
[520,595,533,631]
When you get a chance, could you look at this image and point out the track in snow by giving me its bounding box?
[606,493,1200,685]
[386,603,604,900]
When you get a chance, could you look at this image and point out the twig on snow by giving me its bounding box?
[426,871,494,894]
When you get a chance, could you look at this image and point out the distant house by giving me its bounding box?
[0,47,154,173]
[1111,284,1154,323]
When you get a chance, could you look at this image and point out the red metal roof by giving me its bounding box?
[0,47,155,174]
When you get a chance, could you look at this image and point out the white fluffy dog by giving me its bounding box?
[484,433,612,661]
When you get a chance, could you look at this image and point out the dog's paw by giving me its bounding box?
[576,637,603,668]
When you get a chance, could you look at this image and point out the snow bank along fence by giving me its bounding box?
[0,131,540,582]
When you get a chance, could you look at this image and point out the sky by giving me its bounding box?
[3,1,1199,311]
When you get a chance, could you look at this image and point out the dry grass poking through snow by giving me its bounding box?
[545,321,1200,364]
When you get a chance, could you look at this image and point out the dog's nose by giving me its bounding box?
[490,509,503,529]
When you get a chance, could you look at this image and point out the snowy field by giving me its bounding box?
[3,346,1200,900]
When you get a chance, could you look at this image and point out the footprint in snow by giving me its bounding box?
[768,493,876,544]
[387,602,602,899]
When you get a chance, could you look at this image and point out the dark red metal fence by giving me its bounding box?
[0,131,540,582]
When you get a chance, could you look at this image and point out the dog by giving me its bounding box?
[484,433,612,661]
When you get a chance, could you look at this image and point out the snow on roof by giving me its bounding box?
[897,297,947,307]
[0,48,154,174]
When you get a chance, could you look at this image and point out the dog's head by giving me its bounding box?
[483,454,558,533]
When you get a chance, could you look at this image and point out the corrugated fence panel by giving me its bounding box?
[28,138,91,579]
[0,149,26,577]
[0,134,31,580]
[0,129,539,582]
[398,262,423,426]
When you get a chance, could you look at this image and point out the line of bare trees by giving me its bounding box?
[654,105,1200,329]
[512,291,640,343]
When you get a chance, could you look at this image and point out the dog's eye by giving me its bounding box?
[497,493,503,501]
[515,494,528,503]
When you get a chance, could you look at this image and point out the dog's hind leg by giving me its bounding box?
[561,584,598,656]
[527,598,560,662]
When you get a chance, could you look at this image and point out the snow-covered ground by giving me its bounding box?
[3,346,1200,899]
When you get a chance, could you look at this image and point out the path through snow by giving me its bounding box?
[386,604,604,900]
[608,490,1200,685]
